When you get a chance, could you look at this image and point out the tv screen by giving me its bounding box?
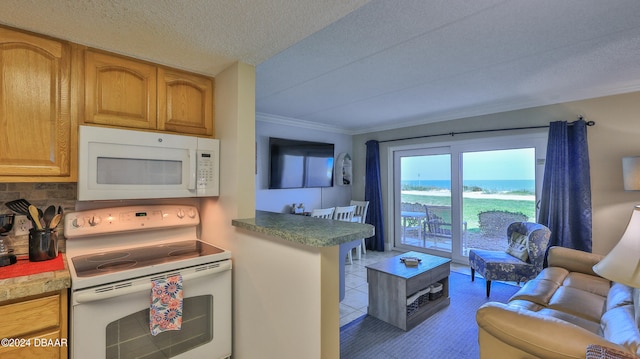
[269,137,334,189]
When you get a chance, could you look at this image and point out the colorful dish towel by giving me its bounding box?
[150,274,183,336]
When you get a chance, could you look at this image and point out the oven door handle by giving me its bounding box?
[75,261,231,304]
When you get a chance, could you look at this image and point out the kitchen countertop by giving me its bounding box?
[232,210,375,247]
[0,254,71,303]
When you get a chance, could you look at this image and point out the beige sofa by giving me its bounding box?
[476,246,640,358]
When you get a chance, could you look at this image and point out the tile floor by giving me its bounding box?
[340,249,473,327]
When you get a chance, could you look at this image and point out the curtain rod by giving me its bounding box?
[378,116,595,144]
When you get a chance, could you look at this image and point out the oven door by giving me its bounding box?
[70,260,231,359]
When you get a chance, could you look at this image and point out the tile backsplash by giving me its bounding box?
[0,183,77,256]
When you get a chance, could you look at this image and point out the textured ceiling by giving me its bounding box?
[2,0,640,134]
[0,0,370,75]
[256,0,640,133]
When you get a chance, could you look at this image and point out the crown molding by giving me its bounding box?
[256,112,355,135]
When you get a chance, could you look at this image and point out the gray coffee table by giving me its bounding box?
[366,251,451,331]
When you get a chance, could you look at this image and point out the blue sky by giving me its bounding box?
[401,148,535,181]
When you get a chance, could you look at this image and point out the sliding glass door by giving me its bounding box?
[395,147,455,256]
[393,134,546,263]
[460,148,537,256]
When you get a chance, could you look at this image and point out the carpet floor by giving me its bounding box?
[340,272,520,359]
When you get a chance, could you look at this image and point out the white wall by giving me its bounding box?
[203,63,342,359]
[255,116,353,213]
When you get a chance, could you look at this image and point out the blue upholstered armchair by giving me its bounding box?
[468,222,551,297]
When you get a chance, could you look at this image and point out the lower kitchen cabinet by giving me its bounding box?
[0,290,68,359]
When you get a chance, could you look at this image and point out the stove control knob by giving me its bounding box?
[176,209,185,219]
[88,215,101,226]
[187,208,197,218]
[72,217,86,228]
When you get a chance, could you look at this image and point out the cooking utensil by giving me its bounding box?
[49,213,62,229]
[44,205,56,228]
[29,205,43,230]
[4,199,32,215]
[38,207,44,228]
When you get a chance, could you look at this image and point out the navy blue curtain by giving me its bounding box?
[365,140,385,251]
[538,119,592,252]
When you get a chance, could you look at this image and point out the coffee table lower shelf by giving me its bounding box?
[366,251,451,331]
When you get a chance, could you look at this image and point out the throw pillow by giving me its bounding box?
[586,344,636,359]
[506,232,529,262]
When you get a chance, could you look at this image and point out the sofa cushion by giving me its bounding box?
[535,266,569,286]
[547,246,604,275]
[507,299,545,312]
[607,283,635,311]
[562,272,611,297]
[548,286,607,323]
[509,279,559,306]
[601,305,640,356]
[537,308,601,334]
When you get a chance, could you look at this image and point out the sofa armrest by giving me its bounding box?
[476,302,629,358]
[547,246,604,276]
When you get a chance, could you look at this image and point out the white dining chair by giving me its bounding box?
[333,205,356,221]
[310,207,335,219]
[350,200,369,260]
[333,205,357,264]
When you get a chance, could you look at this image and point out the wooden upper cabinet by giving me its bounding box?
[85,50,214,136]
[0,27,75,181]
[85,50,157,129]
[158,68,214,136]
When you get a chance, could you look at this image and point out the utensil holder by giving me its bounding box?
[29,228,58,262]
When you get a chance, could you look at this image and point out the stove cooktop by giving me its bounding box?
[71,240,225,278]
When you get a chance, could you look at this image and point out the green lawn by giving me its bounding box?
[401,193,536,231]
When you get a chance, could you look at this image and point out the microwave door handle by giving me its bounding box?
[188,149,197,190]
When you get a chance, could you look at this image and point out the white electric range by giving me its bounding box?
[64,205,231,359]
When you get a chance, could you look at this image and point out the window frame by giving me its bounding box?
[389,131,548,264]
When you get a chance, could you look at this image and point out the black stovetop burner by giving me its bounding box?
[71,240,224,277]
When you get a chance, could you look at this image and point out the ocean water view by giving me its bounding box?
[402,179,535,193]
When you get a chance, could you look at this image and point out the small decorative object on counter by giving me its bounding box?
[294,203,305,214]
[400,256,422,267]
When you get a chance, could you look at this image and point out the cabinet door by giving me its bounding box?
[85,50,157,129]
[0,28,73,180]
[0,290,67,359]
[158,68,214,136]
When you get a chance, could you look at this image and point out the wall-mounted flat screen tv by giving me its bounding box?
[269,137,334,189]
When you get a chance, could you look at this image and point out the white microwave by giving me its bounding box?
[78,125,219,201]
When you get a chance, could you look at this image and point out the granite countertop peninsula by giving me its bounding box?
[232,210,375,247]
[0,254,71,303]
